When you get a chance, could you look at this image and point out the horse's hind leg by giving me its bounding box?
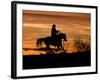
[46,46,49,54]
[46,45,51,54]
[46,45,54,54]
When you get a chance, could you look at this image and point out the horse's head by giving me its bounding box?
[60,33,67,41]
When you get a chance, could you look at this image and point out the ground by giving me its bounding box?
[23,51,91,69]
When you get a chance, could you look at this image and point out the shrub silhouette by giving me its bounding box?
[73,38,90,52]
[64,42,69,53]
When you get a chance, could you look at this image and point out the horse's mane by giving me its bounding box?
[58,33,66,36]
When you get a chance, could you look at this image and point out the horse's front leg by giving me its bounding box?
[57,45,62,53]
[60,45,66,53]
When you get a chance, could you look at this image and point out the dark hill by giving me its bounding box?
[23,51,90,69]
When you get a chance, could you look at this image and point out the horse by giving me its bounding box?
[36,33,67,53]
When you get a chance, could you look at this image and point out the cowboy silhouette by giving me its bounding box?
[51,24,60,38]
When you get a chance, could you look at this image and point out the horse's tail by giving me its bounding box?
[36,38,44,47]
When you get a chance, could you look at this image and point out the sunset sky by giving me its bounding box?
[22,10,90,55]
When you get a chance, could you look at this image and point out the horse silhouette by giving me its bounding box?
[36,33,67,53]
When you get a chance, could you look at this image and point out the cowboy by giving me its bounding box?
[51,24,60,38]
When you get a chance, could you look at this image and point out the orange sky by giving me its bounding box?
[22,10,90,55]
